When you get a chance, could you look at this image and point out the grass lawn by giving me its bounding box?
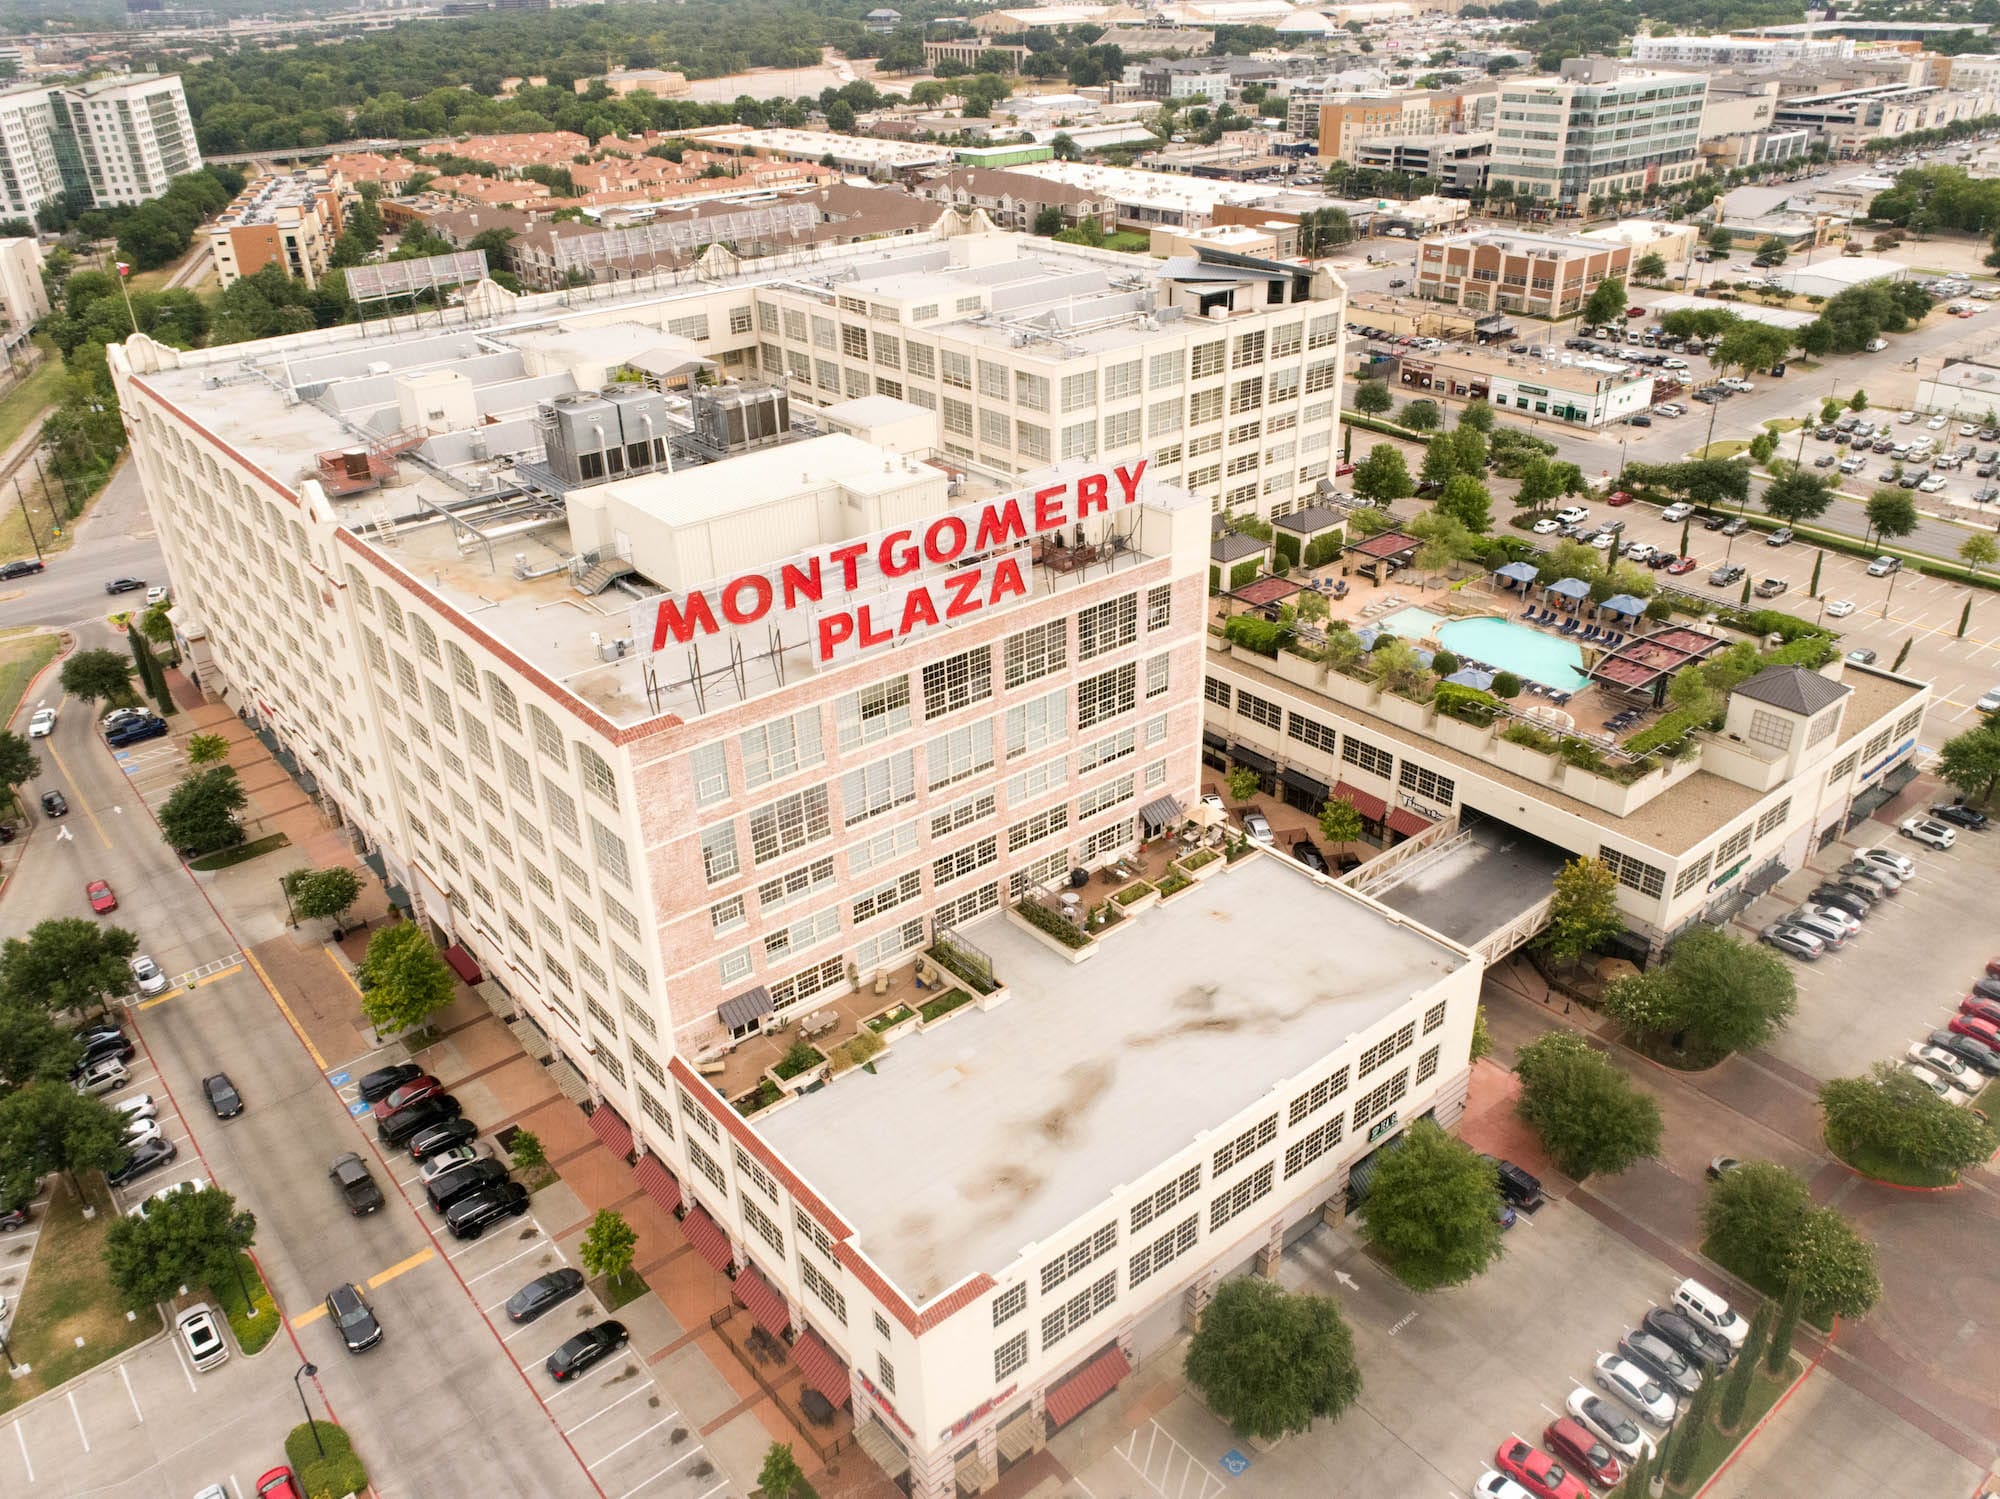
[1696,439,1750,460]
[1975,1078,2000,1116]
[209,1249,280,1355]
[1827,1128,1960,1188]
[189,832,291,871]
[1762,418,1805,433]
[0,1175,162,1415]
[598,1270,648,1311]
[0,627,59,726]
[1660,1358,1799,1494]
[0,339,65,457]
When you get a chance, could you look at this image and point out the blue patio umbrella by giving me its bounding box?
[1546,577,1591,600]
[1494,561,1540,586]
[1600,593,1648,618]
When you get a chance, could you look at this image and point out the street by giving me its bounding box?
[0,462,166,635]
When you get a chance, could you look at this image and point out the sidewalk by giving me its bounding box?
[160,670,895,1499]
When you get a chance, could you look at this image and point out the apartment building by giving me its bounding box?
[111,226,1473,1496]
[1414,228,1632,319]
[0,235,47,329]
[1943,54,2000,95]
[203,169,346,290]
[1772,84,1997,155]
[48,72,200,207]
[1489,58,1708,207]
[1353,132,1493,192]
[911,166,1114,234]
[1629,33,1853,67]
[1316,88,1490,163]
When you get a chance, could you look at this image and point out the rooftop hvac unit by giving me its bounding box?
[692,384,792,455]
[602,385,669,477]
[539,391,620,487]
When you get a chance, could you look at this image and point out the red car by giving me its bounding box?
[1665,556,1697,575]
[1495,1438,1590,1499]
[1959,995,2000,1028]
[1950,1013,2000,1049]
[1605,490,1634,507]
[256,1469,306,1499]
[86,879,117,914]
[370,1075,442,1119]
[1983,956,2000,979]
[1543,1418,1621,1489]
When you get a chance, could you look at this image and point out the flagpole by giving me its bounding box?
[116,261,137,333]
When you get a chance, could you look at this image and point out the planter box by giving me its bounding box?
[862,1003,920,1044]
[1003,903,1098,965]
[1155,874,1195,901]
[766,1047,828,1096]
[915,989,977,1032]
[1109,882,1159,917]
[975,984,1012,1012]
[1176,849,1224,882]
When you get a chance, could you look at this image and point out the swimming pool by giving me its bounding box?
[1378,606,1449,638]
[1435,615,1590,693]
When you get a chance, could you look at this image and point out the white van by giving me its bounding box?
[1672,1279,1747,1349]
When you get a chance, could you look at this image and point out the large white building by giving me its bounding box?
[0,72,199,217]
[1629,33,1854,67]
[110,225,1484,1499]
[1489,57,1708,208]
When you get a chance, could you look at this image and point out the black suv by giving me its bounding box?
[445,1180,528,1240]
[108,1137,177,1188]
[329,1152,385,1215]
[406,1117,479,1161]
[356,1062,424,1102]
[378,1093,462,1146]
[324,1282,383,1354]
[425,1158,509,1215]
[545,1320,628,1381]
[106,716,168,748]
[1930,803,1989,831]
[1290,838,1329,874]
[1484,1154,1544,1208]
[40,789,67,817]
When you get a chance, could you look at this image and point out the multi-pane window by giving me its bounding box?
[1146,584,1172,632]
[1009,804,1070,853]
[1077,774,1134,820]
[1674,853,1714,897]
[1398,763,1455,808]
[1747,709,1794,751]
[1191,341,1224,379]
[1209,1163,1274,1231]
[1004,687,1066,759]
[749,787,832,863]
[1078,727,1135,773]
[1041,1222,1118,1296]
[1424,1001,1447,1034]
[1004,620,1066,689]
[1149,397,1183,437]
[529,706,565,764]
[848,822,919,877]
[1416,1045,1440,1084]
[923,646,991,719]
[796,1209,836,1261]
[690,1140,726,1193]
[1599,845,1666,898]
[1062,420,1097,460]
[1213,1114,1278,1175]
[1237,690,1281,731]
[1149,348,1183,387]
[1284,1114,1344,1179]
[1358,1023,1415,1077]
[743,1197,784,1256]
[700,824,740,884]
[1342,734,1394,778]
[926,720,994,791]
[764,906,839,961]
[1015,372,1049,410]
[841,751,916,827]
[802,1261,846,1323]
[1353,1069,1409,1127]
[1040,1270,1115,1350]
[740,709,823,790]
[941,350,972,389]
[852,870,921,924]
[1103,409,1140,448]
[930,791,994,841]
[993,1284,1026,1326]
[1077,663,1136,729]
[1287,712,1338,754]
[1061,370,1096,410]
[1755,798,1791,838]
[1203,677,1231,709]
[995,1331,1028,1382]
[836,678,911,751]
[1715,825,1752,865]
[690,743,730,808]
[759,856,837,912]
[1007,759,1066,805]
[1079,594,1138,662]
[1129,1213,1199,1289]
[544,778,580,842]
[931,835,996,887]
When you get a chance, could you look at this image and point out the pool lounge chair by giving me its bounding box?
[1551,692,1570,705]
[1560,618,1578,635]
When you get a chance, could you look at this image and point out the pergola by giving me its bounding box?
[1587,626,1730,706]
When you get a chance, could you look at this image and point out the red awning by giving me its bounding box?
[791,1328,850,1406]
[734,1267,791,1339]
[681,1204,734,1274]
[588,1104,633,1158]
[1044,1343,1131,1429]
[442,944,482,984]
[1386,807,1433,839]
[634,1156,681,1215]
[1331,780,1386,822]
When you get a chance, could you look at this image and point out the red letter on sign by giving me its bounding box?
[779,557,823,610]
[923,515,968,565]
[1033,485,1068,533]
[899,585,941,635]
[879,530,922,578]
[858,605,894,650]
[828,542,869,591]
[1114,461,1148,505]
[975,498,1026,550]
[817,612,855,661]
[721,574,773,626]
[942,567,984,619]
[987,556,1028,606]
[1075,472,1109,517]
[651,592,719,651]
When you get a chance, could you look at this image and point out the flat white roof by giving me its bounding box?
[696,127,951,167]
[1646,292,1816,329]
[1775,255,1906,288]
[757,855,1466,1301]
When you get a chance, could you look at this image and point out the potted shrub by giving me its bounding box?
[767,1039,827,1094]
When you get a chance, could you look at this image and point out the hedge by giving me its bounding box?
[1340,409,1430,442]
[1304,533,1345,568]
[1274,531,1301,569]
[1228,557,1261,590]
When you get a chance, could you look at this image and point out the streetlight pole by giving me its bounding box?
[13,479,42,562]
[294,1363,325,1457]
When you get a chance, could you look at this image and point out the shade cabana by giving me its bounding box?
[1444,666,1494,690]
[1493,560,1540,590]
[1598,593,1648,620]
[1544,577,1591,611]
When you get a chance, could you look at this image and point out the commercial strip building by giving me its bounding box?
[110,228,1480,1496]
[1772,83,1998,154]
[1914,358,2000,421]
[1204,637,1930,955]
[1488,58,1708,208]
[0,71,199,217]
[685,127,954,180]
[1377,342,1656,428]
[202,169,346,290]
[1413,227,1634,320]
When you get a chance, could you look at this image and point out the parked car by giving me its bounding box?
[73,1055,129,1096]
[1761,924,1823,960]
[1565,1388,1658,1465]
[201,1073,243,1119]
[418,1143,487,1183]
[1866,555,1902,576]
[1765,528,1794,547]
[1486,1156,1544,1208]
[444,1179,528,1239]
[1542,1417,1623,1488]
[506,1267,587,1324]
[1593,1354,1676,1427]
[1900,817,1957,850]
[1929,803,1989,830]
[1754,577,1789,598]
[406,1117,480,1161]
[255,1469,306,1499]
[1708,563,1746,587]
[129,955,167,997]
[1721,517,1749,536]
[1825,599,1855,618]
[1930,1027,2000,1075]
[1951,1013,2000,1049]
[1241,810,1273,845]
[1901,1061,1974,1105]
[106,716,168,747]
[355,1062,426,1102]
[1493,1438,1590,1499]
[1619,1331,1702,1397]
[176,1304,228,1371]
[370,1075,443,1119]
[108,1137,177,1188]
[1641,1308,1734,1371]
[545,1319,630,1382]
[329,1151,385,1216]
[114,1093,157,1124]
[1290,838,1328,874]
[424,1158,510,1215]
[1778,911,1846,950]
[324,1282,383,1353]
[1907,1042,1973,1085]
[1847,648,1878,665]
[378,1093,462,1146]
[1807,886,1872,921]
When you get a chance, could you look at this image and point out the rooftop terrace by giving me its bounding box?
[755,854,1467,1301]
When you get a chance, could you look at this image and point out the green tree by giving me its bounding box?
[1226,765,1261,802]
[509,1128,548,1174]
[1864,488,1917,548]
[1351,380,1394,416]
[1715,321,1794,376]
[1761,470,1835,526]
[0,917,139,1018]
[138,602,175,648]
[356,922,457,1035]
[0,1006,82,1091]
[1701,1160,1879,1322]
[59,648,136,707]
[1720,1301,1773,1430]
[1820,397,1844,423]
[1747,431,1777,466]
[579,1206,640,1291]
[1400,399,1442,431]
[1031,205,1064,236]
[159,766,247,856]
[1457,398,1495,434]
[0,1081,126,1201]
[1849,389,1869,412]
[1959,531,1999,577]
[284,866,363,928]
[1582,276,1628,328]
[1469,1004,1493,1063]
[1352,443,1413,507]
[1635,251,1667,280]
[103,1184,255,1307]
[1420,432,1461,490]
[1436,473,1493,534]
[0,729,38,803]
[1758,235,1789,265]
[1539,856,1623,973]
[185,732,230,765]
[1765,1277,1803,1374]
[1602,928,1797,1060]
[1707,225,1735,255]
[757,1442,814,1499]
[1892,636,1912,672]
[1820,1064,1996,1178]
[1359,1119,1506,1291]
[1667,1372,1719,1487]
[1317,796,1363,847]
[1935,721,2000,803]
[1514,455,1564,514]
[1512,1032,1663,1178]
[1182,1276,1363,1440]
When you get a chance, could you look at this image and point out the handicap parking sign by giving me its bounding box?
[1220,1449,1250,1476]
[327,1069,351,1086]
[348,1099,371,1117]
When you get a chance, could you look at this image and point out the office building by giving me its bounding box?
[1488,58,1707,208]
[203,169,346,290]
[1414,228,1633,320]
[111,223,1473,1499]
[1378,341,1656,428]
[0,72,199,218]
[1353,132,1493,193]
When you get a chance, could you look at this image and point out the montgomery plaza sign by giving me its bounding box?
[643,460,1152,663]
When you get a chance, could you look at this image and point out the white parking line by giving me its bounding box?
[544,1365,626,1401]
[12,1420,29,1481]
[170,1334,197,1394]
[591,1416,686,1470]
[562,1383,655,1435]
[613,1448,706,1499]
[66,1390,87,1451]
[120,1363,143,1423]
[464,1241,547,1285]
